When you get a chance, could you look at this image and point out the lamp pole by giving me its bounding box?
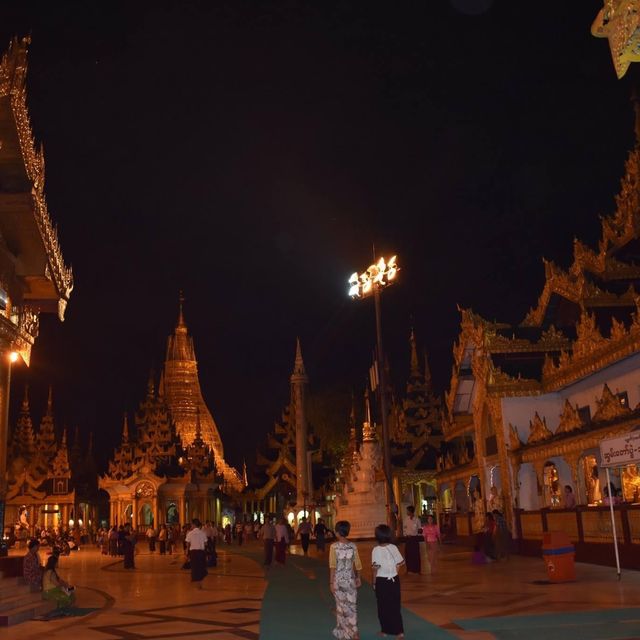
[349,256,398,530]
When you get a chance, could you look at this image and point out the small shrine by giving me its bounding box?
[334,390,386,538]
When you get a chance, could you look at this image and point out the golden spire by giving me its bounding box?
[122,413,129,443]
[47,385,53,414]
[291,337,308,382]
[363,387,375,442]
[409,329,419,376]
[176,290,187,334]
[21,384,29,411]
[147,368,155,398]
[61,427,67,446]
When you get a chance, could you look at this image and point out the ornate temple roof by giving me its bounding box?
[0,37,73,321]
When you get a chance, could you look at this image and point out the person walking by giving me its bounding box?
[185,519,208,589]
[123,524,136,569]
[259,517,276,566]
[147,526,157,553]
[372,524,405,639]
[296,516,313,556]
[422,515,441,573]
[108,526,118,556]
[403,505,421,574]
[274,518,289,565]
[492,510,510,561]
[235,520,244,546]
[158,524,167,555]
[314,518,329,553]
[329,520,362,640]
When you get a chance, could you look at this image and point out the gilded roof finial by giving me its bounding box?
[47,385,53,414]
[61,427,67,446]
[147,368,155,398]
[177,290,186,332]
[363,387,375,441]
[122,413,129,443]
[22,384,29,411]
[291,337,308,383]
[409,328,419,376]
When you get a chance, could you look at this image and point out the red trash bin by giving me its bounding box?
[542,531,575,582]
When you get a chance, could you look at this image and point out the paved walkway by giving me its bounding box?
[2,541,640,639]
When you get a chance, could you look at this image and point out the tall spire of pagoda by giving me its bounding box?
[292,337,307,379]
[424,350,433,390]
[51,428,71,479]
[37,385,57,458]
[122,413,129,443]
[363,387,375,441]
[177,290,187,334]
[14,384,35,457]
[147,368,155,399]
[409,329,419,376]
[290,338,310,504]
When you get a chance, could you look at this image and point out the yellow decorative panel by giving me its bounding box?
[456,514,470,536]
[626,509,640,543]
[546,512,579,542]
[520,513,543,540]
[581,509,624,543]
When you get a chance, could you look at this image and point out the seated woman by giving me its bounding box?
[23,538,43,590]
[42,554,75,611]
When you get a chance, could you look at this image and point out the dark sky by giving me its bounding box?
[0,0,633,469]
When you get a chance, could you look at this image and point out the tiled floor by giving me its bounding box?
[2,540,640,639]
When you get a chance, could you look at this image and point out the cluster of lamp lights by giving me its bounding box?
[348,255,399,298]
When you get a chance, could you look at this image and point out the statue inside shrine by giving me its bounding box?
[622,464,640,502]
[471,489,485,533]
[585,457,602,504]
[487,485,503,513]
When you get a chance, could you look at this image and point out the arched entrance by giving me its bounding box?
[139,503,153,526]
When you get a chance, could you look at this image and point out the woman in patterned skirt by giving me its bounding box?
[329,520,362,640]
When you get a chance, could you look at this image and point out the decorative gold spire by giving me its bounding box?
[147,368,155,398]
[163,298,240,489]
[122,413,129,443]
[176,290,186,334]
[291,337,309,383]
[47,385,53,414]
[409,329,419,376]
[362,387,375,442]
[61,427,67,446]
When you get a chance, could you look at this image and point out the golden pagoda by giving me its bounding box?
[163,296,242,490]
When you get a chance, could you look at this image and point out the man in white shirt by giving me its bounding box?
[185,519,208,589]
[403,505,422,574]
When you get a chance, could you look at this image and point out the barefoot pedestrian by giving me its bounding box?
[372,524,405,639]
[185,519,208,589]
[422,515,441,573]
[329,520,362,640]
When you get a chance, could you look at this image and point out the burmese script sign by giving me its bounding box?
[600,432,640,467]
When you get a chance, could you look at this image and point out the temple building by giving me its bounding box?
[438,101,640,563]
[100,303,242,529]
[390,330,442,516]
[4,387,97,532]
[0,37,74,536]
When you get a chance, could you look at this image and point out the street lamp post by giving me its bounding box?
[349,256,398,529]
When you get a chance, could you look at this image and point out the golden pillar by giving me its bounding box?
[0,347,12,533]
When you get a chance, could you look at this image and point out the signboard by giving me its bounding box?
[599,432,640,467]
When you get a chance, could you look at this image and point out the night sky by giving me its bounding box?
[0,0,633,470]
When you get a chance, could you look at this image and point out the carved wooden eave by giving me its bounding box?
[542,307,640,390]
[527,412,553,444]
[508,423,522,450]
[487,365,542,398]
[593,383,631,422]
[556,399,583,434]
[0,37,73,318]
[511,412,640,466]
[435,459,480,485]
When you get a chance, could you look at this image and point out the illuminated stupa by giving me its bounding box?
[163,297,242,489]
